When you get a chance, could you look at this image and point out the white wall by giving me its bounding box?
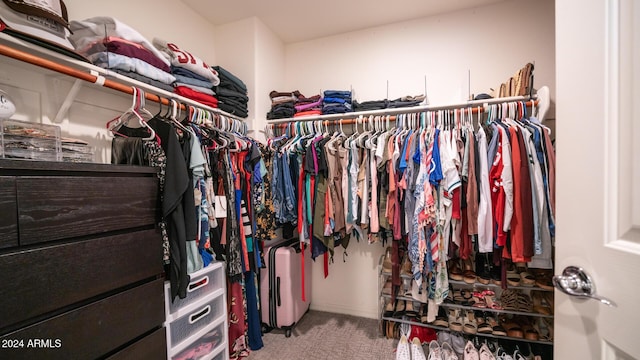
[283,0,556,319]
[253,19,285,142]
[285,0,555,110]
[214,17,285,136]
[215,17,256,122]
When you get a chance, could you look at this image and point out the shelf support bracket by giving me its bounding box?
[53,79,83,123]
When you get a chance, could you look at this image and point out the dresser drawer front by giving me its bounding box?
[166,262,225,317]
[106,327,167,360]
[0,176,17,249]
[0,229,162,329]
[0,279,164,360]
[17,176,158,245]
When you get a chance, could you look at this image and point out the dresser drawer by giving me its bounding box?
[106,327,167,360]
[170,319,226,360]
[16,176,158,245]
[166,292,225,351]
[0,279,164,360]
[166,262,225,319]
[0,229,162,329]
[0,176,17,249]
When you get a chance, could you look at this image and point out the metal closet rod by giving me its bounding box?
[267,96,538,128]
[0,43,245,122]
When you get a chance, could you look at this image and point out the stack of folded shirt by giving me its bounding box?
[352,99,388,112]
[267,90,302,119]
[69,17,176,92]
[153,38,220,108]
[294,94,322,117]
[387,95,426,108]
[322,90,352,114]
[213,66,249,118]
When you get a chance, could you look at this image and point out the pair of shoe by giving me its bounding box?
[428,340,457,360]
[396,335,427,360]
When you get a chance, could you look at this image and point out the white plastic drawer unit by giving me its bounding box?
[166,291,225,350]
[170,319,227,360]
[165,262,225,317]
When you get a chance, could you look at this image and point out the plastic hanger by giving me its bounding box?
[106,87,156,141]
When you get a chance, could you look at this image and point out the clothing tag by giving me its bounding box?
[214,196,227,218]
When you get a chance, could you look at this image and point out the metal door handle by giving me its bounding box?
[553,266,616,307]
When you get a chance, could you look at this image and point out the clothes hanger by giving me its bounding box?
[107,87,156,141]
[169,99,190,133]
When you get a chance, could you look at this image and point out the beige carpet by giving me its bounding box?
[246,310,398,360]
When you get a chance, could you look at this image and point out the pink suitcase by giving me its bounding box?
[260,238,312,337]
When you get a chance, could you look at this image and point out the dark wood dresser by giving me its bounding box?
[0,159,166,359]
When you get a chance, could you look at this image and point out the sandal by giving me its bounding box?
[477,314,493,334]
[405,301,419,319]
[463,310,478,335]
[532,291,552,315]
[383,301,395,317]
[483,290,502,310]
[448,308,463,332]
[517,264,536,286]
[433,307,448,327]
[462,258,477,284]
[393,300,406,318]
[486,316,507,336]
[507,272,521,287]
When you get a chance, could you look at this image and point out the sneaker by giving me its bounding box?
[496,349,514,360]
[449,332,466,359]
[464,341,479,360]
[396,335,411,360]
[411,337,427,360]
[479,344,495,360]
[428,340,442,360]
[442,341,459,360]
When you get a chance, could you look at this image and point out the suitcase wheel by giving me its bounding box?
[285,329,292,338]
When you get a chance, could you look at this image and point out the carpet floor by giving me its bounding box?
[246,310,398,360]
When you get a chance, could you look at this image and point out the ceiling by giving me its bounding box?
[182,0,507,43]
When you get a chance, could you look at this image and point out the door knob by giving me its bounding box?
[552,266,616,307]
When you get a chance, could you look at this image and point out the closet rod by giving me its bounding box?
[0,43,245,122]
[268,98,538,128]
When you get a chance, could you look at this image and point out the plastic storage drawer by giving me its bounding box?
[165,262,224,319]
[166,293,225,350]
[170,319,226,360]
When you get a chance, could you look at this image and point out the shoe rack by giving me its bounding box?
[378,253,554,352]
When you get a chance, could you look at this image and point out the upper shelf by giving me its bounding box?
[266,94,540,125]
[0,32,245,122]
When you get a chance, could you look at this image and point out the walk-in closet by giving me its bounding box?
[0,0,638,359]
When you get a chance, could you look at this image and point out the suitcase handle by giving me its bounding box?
[276,277,281,306]
[187,275,209,293]
[188,305,211,324]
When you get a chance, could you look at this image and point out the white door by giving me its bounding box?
[555,0,640,358]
